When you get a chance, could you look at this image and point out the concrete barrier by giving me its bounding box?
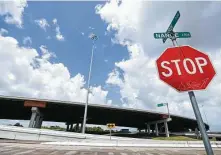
[0,125,87,141]
[1,125,221,148]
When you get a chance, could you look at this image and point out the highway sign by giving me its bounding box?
[156,46,216,92]
[107,123,115,129]
[154,32,191,39]
[162,11,180,43]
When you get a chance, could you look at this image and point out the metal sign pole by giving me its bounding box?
[166,103,170,118]
[110,128,112,140]
[172,38,214,155]
[188,91,214,155]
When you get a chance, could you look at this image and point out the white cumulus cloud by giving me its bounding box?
[0,0,27,27]
[0,35,111,106]
[35,18,50,31]
[97,1,221,131]
[0,28,8,35]
[52,18,64,41]
[23,36,32,45]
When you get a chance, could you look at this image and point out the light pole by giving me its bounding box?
[82,33,98,134]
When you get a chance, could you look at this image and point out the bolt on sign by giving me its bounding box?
[24,100,46,108]
[156,46,216,92]
[107,123,115,129]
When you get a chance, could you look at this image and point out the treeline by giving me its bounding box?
[41,125,116,134]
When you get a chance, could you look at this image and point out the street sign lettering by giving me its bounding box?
[154,32,191,39]
[156,46,216,92]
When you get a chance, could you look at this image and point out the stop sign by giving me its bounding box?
[156,46,216,92]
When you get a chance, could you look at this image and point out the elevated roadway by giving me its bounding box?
[0,95,209,132]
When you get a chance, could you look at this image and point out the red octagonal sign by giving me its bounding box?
[156,46,216,92]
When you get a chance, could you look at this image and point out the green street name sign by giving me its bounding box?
[154,32,191,39]
[163,11,180,43]
[157,103,165,107]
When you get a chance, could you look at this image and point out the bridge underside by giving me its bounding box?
[0,96,209,132]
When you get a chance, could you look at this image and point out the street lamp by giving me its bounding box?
[82,33,98,134]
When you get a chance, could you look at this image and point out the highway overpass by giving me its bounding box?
[0,95,209,134]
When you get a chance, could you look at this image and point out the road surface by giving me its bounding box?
[0,140,221,155]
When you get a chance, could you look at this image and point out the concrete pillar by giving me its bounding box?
[66,123,70,131]
[151,125,154,134]
[80,122,83,133]
[38,117,43,128]
[70,124,73,131]
[35,115,43,128]
[29,111,37,128]
[164,121,169,137]
[76,123,79,132]
[29,107,43,128]
[147,124,150,135]
[155,123,159,136]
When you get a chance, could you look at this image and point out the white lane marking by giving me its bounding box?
[14,150,36,155]
[64,151,78,155]
[108,152,114,155]
[120,153,128,155]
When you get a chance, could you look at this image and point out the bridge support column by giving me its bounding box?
[164,121,169,137]
[66,123,70,131]
[152,125,154,134]
[147,124,150,135]
[76,123,79,132]
[70,123,73,132]
[29,107,43,128]
[155,123,159,136]
[80,122,83,133]
[36,115,43,128]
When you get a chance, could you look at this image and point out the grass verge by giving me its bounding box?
[152,136,198,141]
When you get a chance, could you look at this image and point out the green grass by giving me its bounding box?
[152,136,199,141]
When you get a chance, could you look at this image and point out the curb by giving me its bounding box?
[41,141,221,148]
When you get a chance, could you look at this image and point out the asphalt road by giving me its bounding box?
[0,140,221,155]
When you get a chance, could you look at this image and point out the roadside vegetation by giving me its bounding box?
[153,136,217,141]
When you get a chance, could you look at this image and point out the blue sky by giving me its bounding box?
[0,1,128,105]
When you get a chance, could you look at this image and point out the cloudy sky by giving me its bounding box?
[0,0,221,131]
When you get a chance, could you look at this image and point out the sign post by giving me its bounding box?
[157,103,170,118]
[107,123,115,140]
[154,11,215,155]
